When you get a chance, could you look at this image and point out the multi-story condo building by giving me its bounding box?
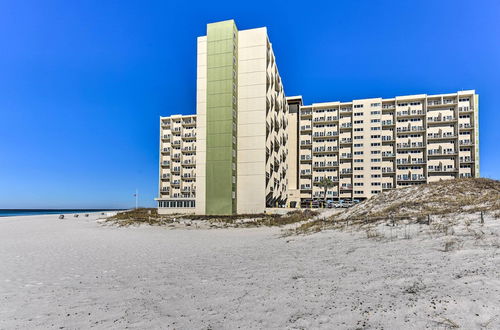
[157,19,479,215]
[288,91,479,207]
[157,114,197,212]
[157,19,289,215]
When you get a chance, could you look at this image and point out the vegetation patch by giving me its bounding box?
[105,208,319,228]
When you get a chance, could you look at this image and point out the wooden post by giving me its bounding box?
[427,214,431,225]
[481,211,484,224]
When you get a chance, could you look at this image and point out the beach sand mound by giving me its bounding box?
[335,178,500,221]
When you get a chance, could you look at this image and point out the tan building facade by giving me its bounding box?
[294,91,479,205]
[156,20,479,214]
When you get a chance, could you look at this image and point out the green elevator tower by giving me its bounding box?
[205,20,238,215]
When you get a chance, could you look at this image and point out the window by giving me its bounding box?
[371,174,381,178]
[354,151,364,155]
[354,182,364,186]
[371,182,381,186]
[354,159,364,163]
[371,119,380,123]
[371,150,381,154]
[354,128,364,132]
[354,136,363,139]
[371,103,381,107]
[371,158,381,162]
[354,175,364,178]
[371,142,381,146]
[354,112,363,116]
[371,127,381,131]
[354,191,364,194]
[371,135,381,139]
[354,120,364,124]
[354,167,364,170]
[354,143,363,147]
[354,104,364,108]
[371,111,381,115]
[371,166,381,170]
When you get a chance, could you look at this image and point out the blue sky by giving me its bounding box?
[1,0,499,208]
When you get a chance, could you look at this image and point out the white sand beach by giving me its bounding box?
[1,212,500,329]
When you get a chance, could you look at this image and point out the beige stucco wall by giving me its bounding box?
[236,28,267,214]
[195,36,207,215]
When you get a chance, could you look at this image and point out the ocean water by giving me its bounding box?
[0,209,123,217]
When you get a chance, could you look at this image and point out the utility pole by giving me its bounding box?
[135,189,138,209]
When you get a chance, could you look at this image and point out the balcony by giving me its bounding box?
[397,175,426,181]
[396,126,424,133]
[300,155,312,161]
[313,146,338,153]
[396,159,425,165]
[182,133,196,140]
[397,110,424,118]
[397,142,424,149]
[300,140,312,147]
[428,167,458,173]
[382,120,395,126]
[459,140,473,146]
[458,123,473,129]
[382,152,395,158]
[300,184,312,190]
[428,150,457,156]
[427,100,442,106]
[427,133,457,140]
[340,123,352,129]
[182,119,196,127]
[313,161,339,168]
[459,106,473,113]
[340,138,352,144]
[459,156,474,163]
[300,125,312,131]
[181,146,196,153]
[340,169,353,175]
[382,167,395,174]
[427,116,457,125]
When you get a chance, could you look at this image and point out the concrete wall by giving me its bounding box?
[195,36,207,215]
[236,28,267,214]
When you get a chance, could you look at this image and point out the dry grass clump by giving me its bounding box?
[208,210,320,227]
[106,208,165,227]
[106,208,319,228]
